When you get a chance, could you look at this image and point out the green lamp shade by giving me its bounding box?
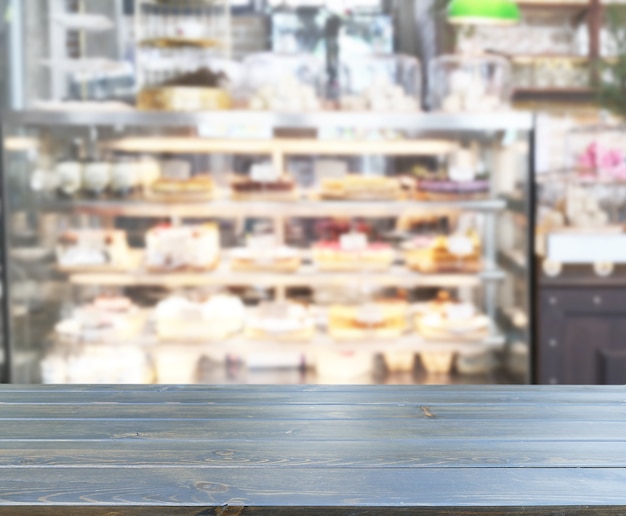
[448,0,520,25]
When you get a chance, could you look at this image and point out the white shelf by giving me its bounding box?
[46,198,507,218]
[66,263,505,288]
[8,110,535,132]
[56,331,506,357]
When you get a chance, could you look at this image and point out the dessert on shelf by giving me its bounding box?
[145,223,220,272]
[313,241,394,271]
[339,54,421,112]
[231,162,298,201]
[429,55,511,113]
[150,175,214,201]
[243,52,323,111]
[403,230,481,273]
[56,230,131,271]
[414,291,490,342]
[41,345,153,384]
[245,301,315,342]
[230,240,301,273]
[318,175,403,201]
[328,301,409,341]
[55,295,145,343]
[137,67,232,111]
[155,293,246,342]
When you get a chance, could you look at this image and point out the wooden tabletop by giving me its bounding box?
[1,385,626,515]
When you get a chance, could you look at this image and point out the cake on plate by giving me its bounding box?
[245,302,315,342]
[328,301,409,341]
[155,293,246,342]
[145,224,220,271]
[313,234,394,272]
[319,176,402,201]
[55,295,144,343]
[414,291,490,342]
[403,232,481,273]
[150,175,214,201]
[56,230,131,271]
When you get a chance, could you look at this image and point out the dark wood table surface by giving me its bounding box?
[1,385,626,515]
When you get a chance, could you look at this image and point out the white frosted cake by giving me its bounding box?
[146,224,219,271]
[155,294,246,342]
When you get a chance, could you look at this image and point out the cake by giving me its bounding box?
[137,68,232,111]
[155,294,246,342]
[56,230,130,271]
[245,302,315,342]
[150,175,214,200]
[328,302,409,341]
[403,232,481,273]
[145,224,220,271]
[313,241,394,272]
[55,296,144,343]
[248,76,321,111]
[230,246,301,273]
[414,178,490,201]
[319,176,402,201]
[414,292,490,342]
[230,176,297,202]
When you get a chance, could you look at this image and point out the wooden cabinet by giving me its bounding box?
[539,285,626,385]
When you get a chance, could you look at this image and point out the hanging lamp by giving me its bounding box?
[448,0,520,25]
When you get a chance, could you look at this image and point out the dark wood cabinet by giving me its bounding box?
[539,285,626,385]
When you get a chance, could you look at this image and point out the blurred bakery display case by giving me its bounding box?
[2,110,534,384]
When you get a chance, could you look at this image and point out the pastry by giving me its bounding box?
[138,67,232,111]
[248,75,321,111]
[56,230,130,271]
[328,302,409,341]
[155,294,246,342]
[55,296,144,343]
[313,241,394,271]
[415,292,490,342]
[319,176,402,201]
[245,302,315,342]
[230,176,297,202]
[150,175,214,200]
[403,232,481,273]
[414,178,490,201]
[145,224,220,272]
[340,76,420,112]
[230,246,301,273]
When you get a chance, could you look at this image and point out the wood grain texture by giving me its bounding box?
[1,386,626,513]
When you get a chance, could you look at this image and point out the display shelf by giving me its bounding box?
[517,0,590,22]
[103,137,457,156]
[54,331,505,357]
[7,110,535,132]
[65,263,506,288]
[44,198,507,218]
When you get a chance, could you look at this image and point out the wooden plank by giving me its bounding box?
[1,418,626,441]
[0,402,625,421]
[0,440,625,469]
[1,467,626,507]
[0,388,625,406]
[1,508,625,516]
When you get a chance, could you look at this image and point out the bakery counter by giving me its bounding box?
[1,385,626,514]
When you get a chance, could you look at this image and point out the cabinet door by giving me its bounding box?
[539,288,626,385]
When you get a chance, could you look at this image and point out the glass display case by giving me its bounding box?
[428,55,512,113]
[339,54,421,112]
[537,124,626,279]
[1,110,534,384]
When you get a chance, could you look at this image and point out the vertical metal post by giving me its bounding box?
[8,0,24,109]
[0,122,13,383]
[527,119,538,385]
